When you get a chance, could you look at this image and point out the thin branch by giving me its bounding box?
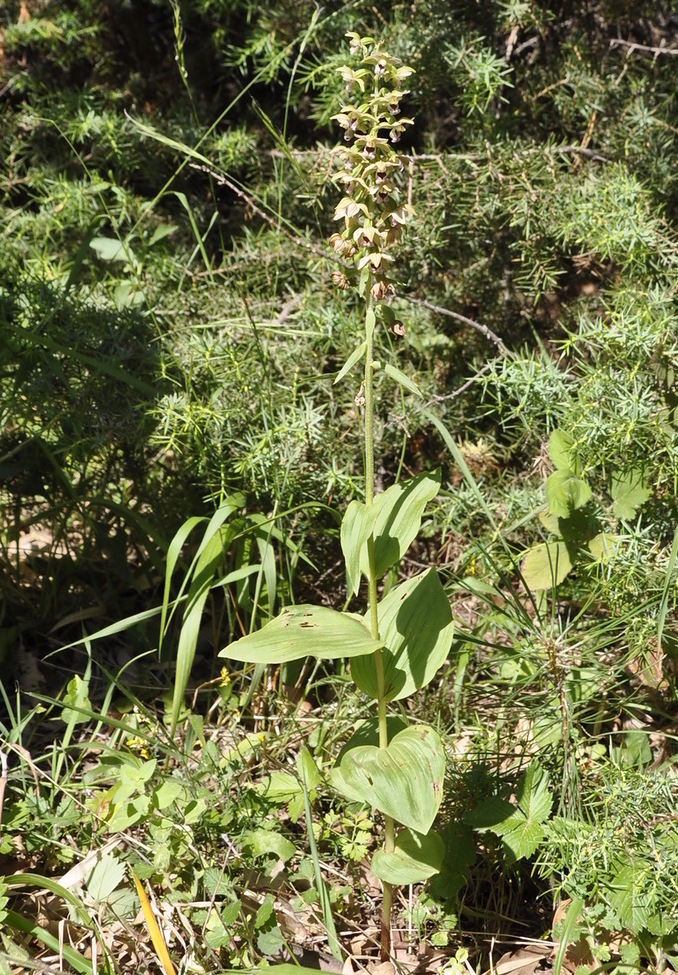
[403,295,507,351]
[610,38,678,57]
[555,145,610,163]
[187,161,331,262]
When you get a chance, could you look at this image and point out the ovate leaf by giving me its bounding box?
[330,725,445,834]
[241,830,296,863]
[351,569,454,701]
[546,470,591,518]
[221,606,382,663]
[359,471,441,580]
[371,828,444,884]
[521,541,572,590]
[547,429,579,473]
[89,236,133,263]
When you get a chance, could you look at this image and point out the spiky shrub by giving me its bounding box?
[219,33,454,960]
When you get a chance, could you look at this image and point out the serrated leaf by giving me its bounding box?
[351,568,454,701]
[221,605,383,663]
[608,861,652,934]
[383,362,422,396]
[611,469,651,520]
[466,763,551,863]
[546,470,592,518]
[358,471,441,581]
[515,762,552,823]
[521,541,573,590]
[371,828,444,884]
[330,725,445,833]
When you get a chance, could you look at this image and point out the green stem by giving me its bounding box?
[363,291,394,960]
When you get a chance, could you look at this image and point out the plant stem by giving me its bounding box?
[363,292,395,960]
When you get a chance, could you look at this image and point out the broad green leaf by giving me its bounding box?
[547,429,579,473]
[546,470,591,518]
[359,471,441,581]
[384,362,422,397]
[371,828,444,884]
[89,236,133,263]
[521,541,572,590]
[341,500,379,597]
[336,716,408,761]
[351,569,454,701]
[241,830,296,863]
[557,507,600,545]
[538,508,560,533]
[86,853,126,904]
[330,725,445,834]
[221,605,382,663]
[334,340,367,385]
[154,780,184,810]
[611,469,651,520]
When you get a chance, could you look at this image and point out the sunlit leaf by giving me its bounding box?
[351,568,454,701]
[359,471,441,580]
[371,828,444,884]
[521,541,572,590]
[221,605,382,663]
[330,724,445,833]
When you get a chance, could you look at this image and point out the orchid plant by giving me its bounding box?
[221,33,454,961]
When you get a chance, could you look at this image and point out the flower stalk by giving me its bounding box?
[331,32,416,959]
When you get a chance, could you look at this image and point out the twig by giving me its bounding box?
[187,161,332,262]
[555,144,610,163]
[403,295,507,351]
[610,38,678,57]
